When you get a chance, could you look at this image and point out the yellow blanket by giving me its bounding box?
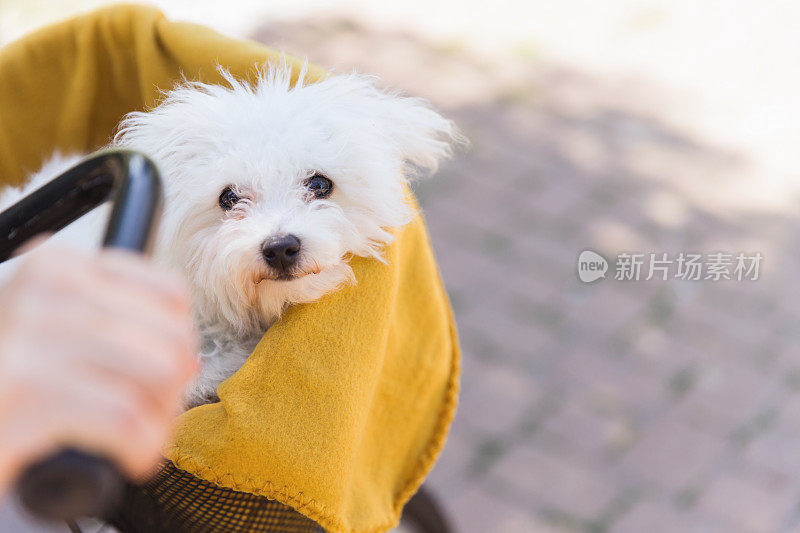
[0,5,459,533]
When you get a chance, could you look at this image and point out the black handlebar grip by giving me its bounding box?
[16,449,124,522]
[0,150,162,521]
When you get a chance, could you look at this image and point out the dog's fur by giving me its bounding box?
[0,63,461,407]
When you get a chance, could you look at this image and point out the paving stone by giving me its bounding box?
[553,347,666,420]
[559,281,653,342]
[619,410,724,491]
[538,402,639,460]
[457,357,543,436]
[667,362,777,436]
[612,500,727,533]
[625,325,705,377]
[492,445,615,519]
[743,398,800,479]
[448,486,559,533]
[697,472,795,533]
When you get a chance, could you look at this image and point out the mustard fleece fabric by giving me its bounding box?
[0,5,460,533]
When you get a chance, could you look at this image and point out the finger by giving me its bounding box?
[9,374,173,480]
[94,250,191,311]
[24,322,195,420]
[29,268,200,381]
[44,284,200,381]
[88,272,199,355]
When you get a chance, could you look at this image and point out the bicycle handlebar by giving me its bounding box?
[0,150,162,521]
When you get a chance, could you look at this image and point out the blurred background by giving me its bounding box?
[3,1,800,532]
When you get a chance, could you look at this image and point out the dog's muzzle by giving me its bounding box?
[261,234,301,276]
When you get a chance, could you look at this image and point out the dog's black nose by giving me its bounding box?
[262,234,301,271]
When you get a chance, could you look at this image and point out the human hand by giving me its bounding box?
[0,244,198,494]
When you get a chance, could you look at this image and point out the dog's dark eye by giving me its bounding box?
[306,174,333,199]
[219,187,240,210]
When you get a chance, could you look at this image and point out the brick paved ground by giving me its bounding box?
[2,4,800,533]
[252,16,800,533]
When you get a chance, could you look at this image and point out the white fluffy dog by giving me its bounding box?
[0,63,461,407]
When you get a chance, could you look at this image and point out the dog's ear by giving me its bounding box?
[378,93,466,177]
[333,74,467,178]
